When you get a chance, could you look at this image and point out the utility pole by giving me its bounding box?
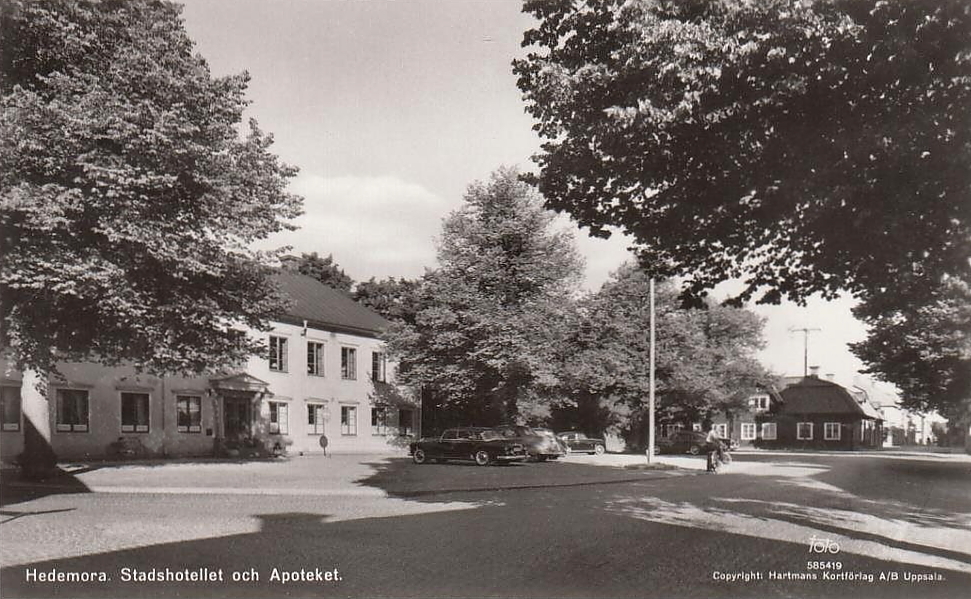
[789,327,821,377]
[646,277,656,464]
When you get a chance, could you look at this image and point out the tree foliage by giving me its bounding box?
[0,0,302,376]
[353,276,421,325]
[384,168,584,426]
[851,278,971,415]
[555,263,773,438]
[281,252,353,292]
[514,0,971,305]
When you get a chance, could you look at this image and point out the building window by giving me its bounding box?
[761,422,777,440]
[341,347,357,380]
[741,423,756,441]
[371,407,388,435]
[751,394,770,411]
[176,395,202,433]
[824,422,841,441]
[269,336,288,372]
[398,408,414,436]
[307,403,325,435]
[1,385,22,432]
[307,342,325,376]
[269,401,289,435]
[56,389,89,432]
[120,392,150,433]
[371,352,387,382]
[797,422,814,440]
[341,405,357,435]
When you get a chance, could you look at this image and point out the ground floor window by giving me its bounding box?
[761,422,777,440]
[371,406,388,435]
[824,422,841,441]
[398,409,414,436]
[341,405,357,436]
[176,395,202,433]
[740,422,756,441]
[797,422,814,440]
[121,392,150,433]
[307,403,325,435]
[269,401,289,435]
[1,385,22,432]
[56,389,89,432]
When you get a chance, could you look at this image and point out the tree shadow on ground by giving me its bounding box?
[0,467,91,507]
[3,503,969,599]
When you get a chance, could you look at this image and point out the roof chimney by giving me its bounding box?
[809,366,820,378]
[825,373,835,381]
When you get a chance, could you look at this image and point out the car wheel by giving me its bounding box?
[593,444,605,455]
[688,445,700,456]
[473,450,492,466]
[413,449,428,464]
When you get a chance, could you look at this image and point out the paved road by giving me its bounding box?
[1,452,969,598]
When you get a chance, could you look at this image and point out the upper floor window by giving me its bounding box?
[56,389,89,433]
[120,392,150,433]
[341,347,357,380]
[307,341,325,376]
[1,385,22,432]
[371,352,387,382]
[269,336,288,372]
[750,394,770,411]
[176,395,202,433]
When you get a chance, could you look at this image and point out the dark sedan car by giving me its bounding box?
[493,425,565,461]
[410,427,528,466]
[556,431,607,454]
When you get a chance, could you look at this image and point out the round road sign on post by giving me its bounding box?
[319,434,329,457]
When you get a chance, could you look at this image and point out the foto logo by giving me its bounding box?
[808,535,840,554]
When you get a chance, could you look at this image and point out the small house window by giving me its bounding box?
[307,403,325,435]
[120,392,150,433]
[797,422,814,440]
[269,401,289,435]
[341,405,357,435]
[371,406,388,435]
[740,423,756,441]
[176,395,202,433]
[824,422,841,441]
[371,352,387,382]
[1,385,22,432]
[56,389,89,432]
[761,422,777,440]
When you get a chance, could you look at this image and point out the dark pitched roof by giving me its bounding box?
[271,271,389,338]
[779,376,880,419]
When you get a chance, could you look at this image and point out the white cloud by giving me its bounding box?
[258,174,454,281]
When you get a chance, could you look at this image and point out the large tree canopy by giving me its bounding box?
[514,0,971,305]
[555,264,773,440]
[0,0,302,376]
[385,168,583,427]
[281,252,354,292]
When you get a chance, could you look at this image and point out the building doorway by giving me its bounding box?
[223,396,252,441]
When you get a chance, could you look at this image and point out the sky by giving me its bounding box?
[177,0,899,402]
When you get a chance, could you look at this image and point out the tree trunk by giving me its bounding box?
[20,370,58,479]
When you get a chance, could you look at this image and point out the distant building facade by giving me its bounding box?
[0,272,418,464]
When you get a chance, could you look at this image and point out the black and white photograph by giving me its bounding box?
[1,1,969,598]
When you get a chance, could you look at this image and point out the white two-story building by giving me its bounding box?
[0,271,419,463]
